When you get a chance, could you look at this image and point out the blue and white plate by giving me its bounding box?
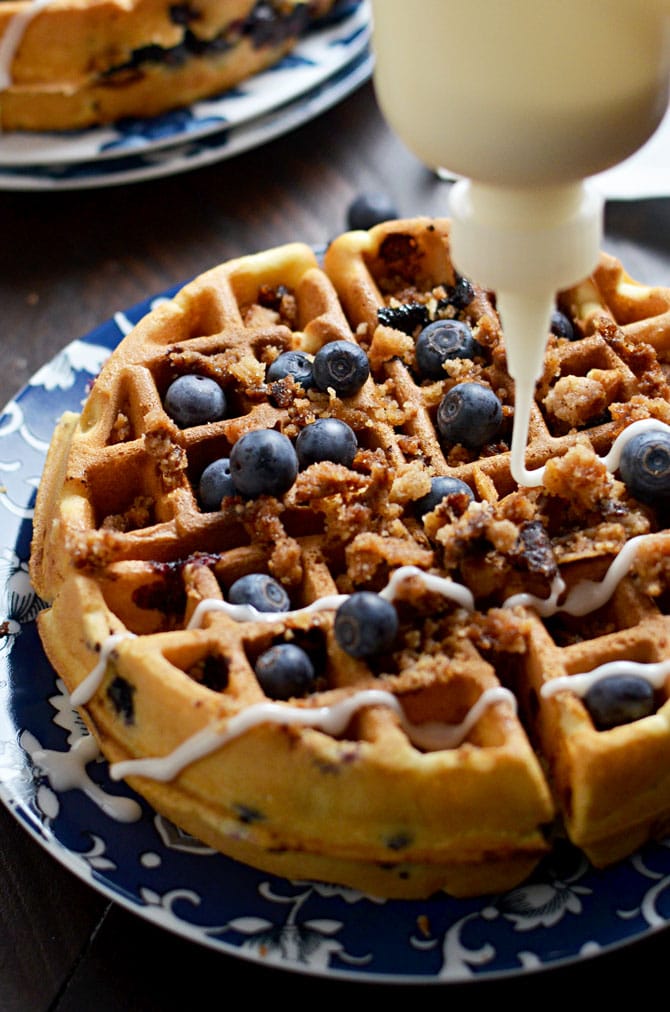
[0,47,372,191]
[2,286,670,984]
[0,0,370,170]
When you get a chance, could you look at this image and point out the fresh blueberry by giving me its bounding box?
[415,475,475,518]
[295,417,358,469]
[347,191,399,231]
[550,310,575,341]
[334,592,398,659]
[266,350,313,389]
[437,382,503,448]
[312,341,370,397]
[229,428,298,498]
[198,457,235,511]
[164,374,226,428]
[584,674,656,730]
[415,319,480,379]
[254,643,316,700]
[228,573,290,613]
[619,428,670,503]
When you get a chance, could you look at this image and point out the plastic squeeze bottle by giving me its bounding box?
[370,0,670,485]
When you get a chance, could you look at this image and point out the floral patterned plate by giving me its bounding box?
[0,1,370,168]
[1,287,670,984]
[0,47,372,191]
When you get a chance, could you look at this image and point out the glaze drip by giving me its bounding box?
[108,686,517,782]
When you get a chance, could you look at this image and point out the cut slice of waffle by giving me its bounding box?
[30,217,670,898]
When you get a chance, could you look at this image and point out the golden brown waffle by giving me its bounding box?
[0,0,334,131]
[30,217,670,898]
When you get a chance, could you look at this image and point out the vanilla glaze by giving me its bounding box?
[187,564,475,632]
[28,729,142,822]
[70,632,136,707]
[108,686,517,783]
[513,415,670,489]
[0,0,54,91]
[541,659,670,700]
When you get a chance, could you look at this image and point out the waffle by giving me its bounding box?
[0,0,335,131]
[29,217,670,899]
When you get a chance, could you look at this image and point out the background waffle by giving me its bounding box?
[29,217,670,898]
[0,0,335,131]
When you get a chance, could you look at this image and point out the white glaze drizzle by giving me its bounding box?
[0,0,54,90]
[187,565,474,632]
[70,632,136,707]
[29,731,142,822]
[403,685,516,751]
[510,362,540,487]
[187,593,349,629]
[378,565,475,610]
[502,574,567,617]
[108,685,517,783]
[545,534,649,617]
[512,416,670,489]
[541,658,670,699]
[502,534,651,618]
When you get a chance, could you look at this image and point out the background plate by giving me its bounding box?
[0,0,369,168]
[0,48,372,191]
[2,286,670,984]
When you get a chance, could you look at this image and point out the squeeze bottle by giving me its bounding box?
[369,0,670,485]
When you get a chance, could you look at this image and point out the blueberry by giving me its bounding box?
[295,417,358,469]
[312,341,370,397]
[266,350,313,389]
[347,191,399,231]
[415,475,475,518]
[199,457,235,511]
[106,676,135,724]
[550,309,575,340]
[254,643,316,700]
[619,428,670,503]
[415,319,480,379]
[436,382,503,448]
[334,592,398,659]
[584,674,655,730]
[228,573,290,613]
[377,302,430,335]
[229,428,298,498]
[164,374,226,428]
[441,274,475,310]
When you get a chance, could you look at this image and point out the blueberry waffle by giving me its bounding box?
[30,218,670,898]
[0,0,335,131]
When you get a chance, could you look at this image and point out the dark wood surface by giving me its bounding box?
[2,80,670,1009]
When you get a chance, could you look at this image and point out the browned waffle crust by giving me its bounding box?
[0,0,334,131]
[29,218,670,898]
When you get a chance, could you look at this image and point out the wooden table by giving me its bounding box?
[2,80,670,1008]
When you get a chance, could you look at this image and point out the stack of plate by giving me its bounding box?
[0,0,371,191]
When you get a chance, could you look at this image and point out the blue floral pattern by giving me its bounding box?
[1,285,670,983]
